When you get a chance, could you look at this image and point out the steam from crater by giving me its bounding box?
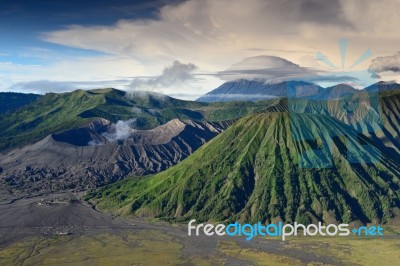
[103,119,137,142]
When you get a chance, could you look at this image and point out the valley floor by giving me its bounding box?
[0,193,399,266]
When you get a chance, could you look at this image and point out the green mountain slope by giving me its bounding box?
[377,90,400,152]
[244,89,400,155]
[87,112,400,225]
[0,90,103,151]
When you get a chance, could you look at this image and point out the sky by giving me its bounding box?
[1,0,400,99]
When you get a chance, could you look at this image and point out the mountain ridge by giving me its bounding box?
[0,87,283,152]
[197,80,400,103]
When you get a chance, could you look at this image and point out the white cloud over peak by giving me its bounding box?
[217,55,317,82]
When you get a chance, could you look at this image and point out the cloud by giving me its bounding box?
[102,119,137,142]
[369,52,400,74]
[41,0,400,67]
[4,0,400,95]
[41,0,351,66]
[217,55,317,82]
[216,55,374,88]
[40,0,350,73]
[1,55,147,92]
[126,90,170,102]
[8,79,129,94]
[38,0,400,90]
[129,60,197,91]
[261,0,353,27]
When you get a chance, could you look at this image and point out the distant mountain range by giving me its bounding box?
[197,80,399,102]
[2,81,400,224]
[0,88,277,152]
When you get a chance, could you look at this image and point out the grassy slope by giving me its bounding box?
[248,90,400,153]
[0,90,103,151]
[87,112,400,224]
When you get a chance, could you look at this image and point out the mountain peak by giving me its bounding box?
[197,79,325,103]
[88,112,400,224]
[87,88,126,95]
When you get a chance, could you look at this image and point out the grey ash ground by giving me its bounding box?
[0,192,360,265]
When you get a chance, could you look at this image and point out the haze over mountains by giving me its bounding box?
[197,80,398,102]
